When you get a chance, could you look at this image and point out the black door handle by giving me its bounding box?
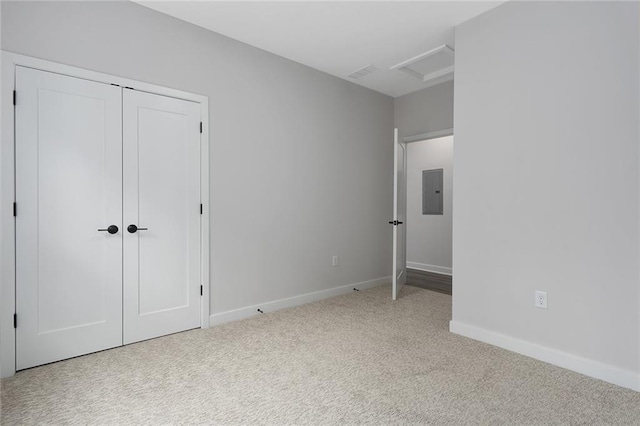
[127,224,148,233]
[98,225,119,234]
[388,221,404,226]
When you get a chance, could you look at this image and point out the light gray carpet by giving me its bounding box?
[2,285,640,425]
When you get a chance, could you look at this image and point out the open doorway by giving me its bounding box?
[405,134,453,295]
[392,129,453,299]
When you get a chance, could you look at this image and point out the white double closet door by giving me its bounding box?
[15,67,202,370]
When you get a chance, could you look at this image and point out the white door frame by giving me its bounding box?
[404,128,453,144]
[1,51,211,378]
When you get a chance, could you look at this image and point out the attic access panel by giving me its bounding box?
[422,169,443,215]
[391,45,454,84]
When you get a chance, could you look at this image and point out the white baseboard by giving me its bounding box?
[210,276,390,326]
[449,320,640,392]
[406,262,452,276]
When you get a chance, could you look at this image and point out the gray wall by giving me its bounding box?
[1,1,394,316]
[393,81,453,142]
[406,136,453,274]
[452,0,639,380]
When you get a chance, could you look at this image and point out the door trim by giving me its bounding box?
[403,128,454,144]
[1,51,211,378]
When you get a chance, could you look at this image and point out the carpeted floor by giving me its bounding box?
[2,285,640,425]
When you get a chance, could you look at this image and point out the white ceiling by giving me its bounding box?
[134,1,503,98]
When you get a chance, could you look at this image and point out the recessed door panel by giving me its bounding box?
[15,67,123,369]
[138,107,190,315]
[123,90,201,344]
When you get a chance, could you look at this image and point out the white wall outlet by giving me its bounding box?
[332,255,339,267]
[535,291,548,309]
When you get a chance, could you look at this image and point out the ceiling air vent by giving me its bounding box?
[391,45,454,85]
[348,65,377,80]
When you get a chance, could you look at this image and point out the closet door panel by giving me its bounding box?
[123,89,201,344]
[15,67,123,370]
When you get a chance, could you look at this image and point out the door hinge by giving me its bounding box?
[13,90,16,106]
[200,203,203,215]
[13,313,17,329]
[200,285,203,296]
[13,202,17,217]
[199,122,203,134]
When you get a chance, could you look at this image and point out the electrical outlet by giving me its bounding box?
[535,291,547,309]
[332,255,339,267]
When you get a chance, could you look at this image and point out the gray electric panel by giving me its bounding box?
[422,169,443,215]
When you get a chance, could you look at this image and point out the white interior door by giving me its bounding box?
[392,128,407,300]
[15,67,123,369]
[123,89,202,345]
